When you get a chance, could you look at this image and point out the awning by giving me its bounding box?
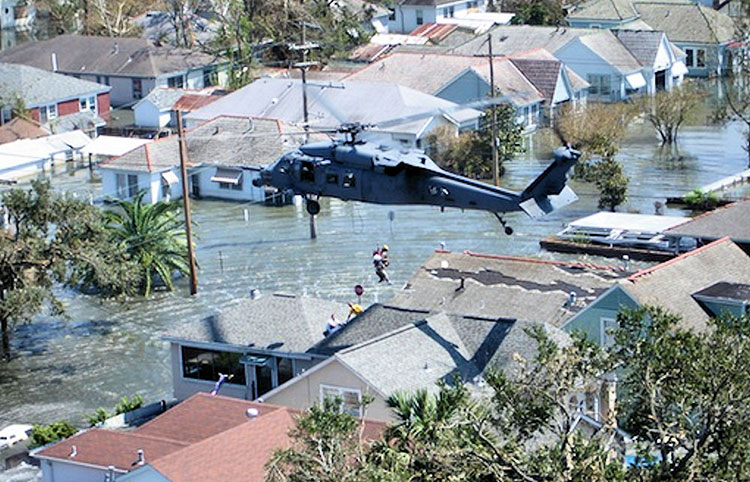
[671,61,689,77]
[625,72,647,90]
[210,167,242,184]
[161,170,180,185]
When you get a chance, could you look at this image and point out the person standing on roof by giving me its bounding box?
[346,301,363,321]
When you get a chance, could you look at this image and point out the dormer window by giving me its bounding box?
[692,282,750,318]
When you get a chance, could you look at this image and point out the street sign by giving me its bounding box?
[354,284,364,297]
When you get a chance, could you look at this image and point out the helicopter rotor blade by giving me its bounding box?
[370,95,510,130]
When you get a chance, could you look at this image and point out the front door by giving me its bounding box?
[191,174,200,198]
[655,70,666,91]
[252,363,273,399]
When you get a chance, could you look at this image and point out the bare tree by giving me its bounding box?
[639,85,705,145]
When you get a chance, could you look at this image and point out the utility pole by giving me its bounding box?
[176,110,198,295]
[488,33,500,187]
[291,23,320,240]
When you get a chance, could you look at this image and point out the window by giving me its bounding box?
[326,173,339,185]
[600,317,617,347]
[586,74,611,98]
[39,104,57,123]
[320,385,362,416]
[96,75,110,85]
[277,358,294,386]
[388,8,395,20]
[342,173,356,188]
[203,67,218,87]
[132,79,143,99]
[117,174,139,199]
[416,9,423,25]
[685,48,706,68]
[442,6,454,17]
[1,106,11,125]
[168,75,184,88]
[79,96,96,113]
[300,161,315,183]
[219,178,243,191]
[181,346,246,386]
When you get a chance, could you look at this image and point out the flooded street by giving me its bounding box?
[0,107,748,434]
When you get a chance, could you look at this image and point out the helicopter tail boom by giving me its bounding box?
[518,146,580,218]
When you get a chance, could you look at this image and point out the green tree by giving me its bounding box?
[613,307,750,481]
[639,85,705,145]
[29,420,78,449]
[104,191,191,296]
[0,180,138,360]
[507,0,565,25]
[265,397,372,481]
[593,157,628,212]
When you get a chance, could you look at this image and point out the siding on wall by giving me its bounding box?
[562,285,640,344]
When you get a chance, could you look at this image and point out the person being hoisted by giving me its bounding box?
[372,246,391,284]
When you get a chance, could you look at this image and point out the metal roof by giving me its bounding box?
[569,212,688,233]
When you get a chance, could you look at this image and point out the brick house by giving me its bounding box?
[0,62,110,135]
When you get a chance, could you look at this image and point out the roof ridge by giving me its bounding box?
[626,236,732,282]
[461,250,620,271]
[337,319,428,354]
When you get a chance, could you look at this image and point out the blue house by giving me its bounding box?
[562,238,750,346]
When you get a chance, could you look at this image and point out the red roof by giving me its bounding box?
[173,93,221,112]
[34,393,387,480]
[408,22,458,42]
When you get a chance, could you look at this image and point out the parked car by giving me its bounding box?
[0,424,33,453]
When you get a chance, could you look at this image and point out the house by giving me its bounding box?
[0,130,91,180]
[390,249,624,326]
[184,78,483,147]
[32,392,385,482]
[388,0,515,34]
[611,29,687,92]
[554,30,649,101]
[664,198,750,254]
[0,117,47,145]
[263,312,615,425]
[99,116,307,204]
[132,87,223,130]
[0,0,34,29]
[163,293,350,402]
[567,0,737,77]
[0,63,110,135]
[0,35,229,107]
[342,50,586,130]
[562,237,750,346]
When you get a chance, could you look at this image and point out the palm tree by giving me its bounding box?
[104,191,191,296]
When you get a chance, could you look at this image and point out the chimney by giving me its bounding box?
[51,52,58,72]
[136,449,145,466]
[600,378,617,427]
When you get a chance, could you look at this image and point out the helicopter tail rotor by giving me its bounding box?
[518,146,580,218]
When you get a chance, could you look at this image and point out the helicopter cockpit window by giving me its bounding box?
[300,161,315,183]
[343,173,356,188]
[326,173,338,185]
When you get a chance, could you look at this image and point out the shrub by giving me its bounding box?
[29,420,78,448]
[115,394,144,415]
[85,407,110,427]
[683,188,720,211]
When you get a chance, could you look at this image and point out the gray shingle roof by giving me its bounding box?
[0,62,108,107]
[163,294,349,354]
[509,58,562,101]
[185,78,481,135]
[612,29,666,67]
[138,87,187,111]
[448,25,599,57]
[577,30,643,73]
[309,304,432,356]
[511,49,590,92]
[336,314,571,395]
[666,199,750,243]
[634,1,736,44]
[0,35,223,77]
[391,251,624,327]
[568,0,639,21]
[100,116,311,172]
[620,238,750,330]
[391,252,624,326]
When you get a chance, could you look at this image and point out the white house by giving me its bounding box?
[184,78,483,149]
[612,30,687,93]
[389,0,486,33]
[132,87,223,130]
[555,30,647,102]
[99,116,307,204]
[0,130,91,181]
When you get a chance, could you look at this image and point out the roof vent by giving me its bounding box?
[246,407,260,420]
[250,289,261,300]
[135,449,145,466]
[622,254,630,272]
[69,445,77,458]
[51,52,58,72]
[568,291,577,306]
[113,42,119,55]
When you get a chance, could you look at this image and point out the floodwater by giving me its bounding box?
[0,98,749,469]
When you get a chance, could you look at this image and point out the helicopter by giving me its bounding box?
[252,101,581,235]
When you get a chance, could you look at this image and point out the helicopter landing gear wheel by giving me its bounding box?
[306,199,320,215]
[493,213,514,236]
